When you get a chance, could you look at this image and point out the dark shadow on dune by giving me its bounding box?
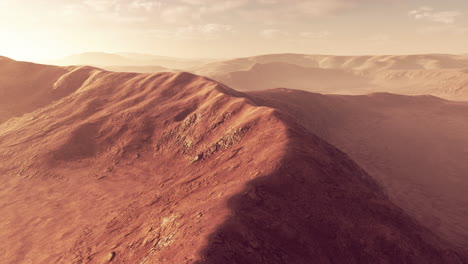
[53,122,100,161]
[195,122,468,264]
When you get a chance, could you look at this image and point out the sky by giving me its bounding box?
[1,0,468,62]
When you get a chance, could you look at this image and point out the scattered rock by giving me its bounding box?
[192,154,201,163]
[107,251,116,262]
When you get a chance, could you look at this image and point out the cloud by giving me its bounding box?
[150,23,234,39]
[260,29,287,39]
[160,0,388,26]
[179,0,248,12]
[366,34,394,46]
[418,25,468,35]
[294,0,360,16]
[179,0,205,4]
[409,6,462,24]
[257,0,278,4]
[130,0,161,11]
[160,5,199,24]
[300,31,331,40]
[158,0,248,24]
[262,0,381,16]
[82,0,121,12]
[61,3,87,16]
[260,30,331,41]
[76,0,392,26]
[237,0,390,26]
[198,23,234,34]
[82,0,161,12]
[202,0,249,13]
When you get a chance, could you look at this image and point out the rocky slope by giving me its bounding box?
[0,58,466,263]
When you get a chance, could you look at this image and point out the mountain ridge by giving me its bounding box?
[248,88,468,248]
[51,52,217,71]
[0,58,467,263]
[191,54,468,100]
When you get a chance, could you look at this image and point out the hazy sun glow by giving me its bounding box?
[1,0,468,62]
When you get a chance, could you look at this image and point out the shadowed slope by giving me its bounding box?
[0,59,466,263]
[197,114,468,264]
[248,89,468,248]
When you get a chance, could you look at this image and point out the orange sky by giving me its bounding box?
[1,0,468,62]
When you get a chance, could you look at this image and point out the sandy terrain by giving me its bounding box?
[249,89,468,248]
[1,57,467,263]
[192,54,468,100]
[0,56,101,123]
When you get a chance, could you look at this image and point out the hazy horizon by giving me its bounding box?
[3,2,468,262]
[5,51,468,65]
[2,0,468,63]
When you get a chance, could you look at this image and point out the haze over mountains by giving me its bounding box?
[56,52,468,100]
[1,54,468,263]
[5,0,468,261]
[51,52,217,72]
[249,89,468,248]
[192,53,468,100]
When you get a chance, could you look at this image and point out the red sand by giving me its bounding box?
[249,89,468,248]
[0,58,467,263]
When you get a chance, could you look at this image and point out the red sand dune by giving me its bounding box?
[249,89,468,248]
[0,58,467,263]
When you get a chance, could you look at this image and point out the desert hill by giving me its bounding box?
[0,58,466,263]
[193,53,468,74]
[50,53,468,100]
[249,89,468,248]
[206,61,369,93]
[54,52,137,67]
[102,65,180,74]
[0,56,101,123]
[117,52,217,69]
[192,54,468,100]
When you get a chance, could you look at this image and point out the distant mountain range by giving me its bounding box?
[49,52,468,100]
[1,56,467,263]
[50,52,218,71]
